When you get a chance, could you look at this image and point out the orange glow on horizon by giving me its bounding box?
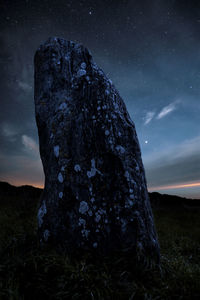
[31,183,44,189]
[3,178,200,193]
[7,179,44,189]
[148,182,200,191]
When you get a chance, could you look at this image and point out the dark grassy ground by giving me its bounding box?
[0,187,199,299]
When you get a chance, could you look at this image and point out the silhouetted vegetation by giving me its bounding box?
[0,182,199,299]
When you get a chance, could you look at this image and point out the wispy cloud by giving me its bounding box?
[17,80,32,92]
[144,111,155,125]
[143,101,180,124]
[156,102,177,119]
[144,136,200,191]
[1,123,18,142]
[22,135,39,153]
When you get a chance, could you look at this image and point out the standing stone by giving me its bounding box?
[34,37,160,263]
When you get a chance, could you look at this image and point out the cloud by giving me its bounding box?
[144,111,155,125]
[143,100,180,125]
[22,135,39,153]
[17,80,32,92]
[1,123,18,142]
[156,102,177,119]
[144,136,200,189]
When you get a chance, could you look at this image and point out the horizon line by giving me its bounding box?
[0,179,199,199]
[148,181,200,191]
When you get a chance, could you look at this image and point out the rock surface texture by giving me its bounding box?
[34,37,160,262]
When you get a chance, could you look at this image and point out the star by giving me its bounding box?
[145,140,148,144]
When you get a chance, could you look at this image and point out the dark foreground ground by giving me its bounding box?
[0,182,199,299]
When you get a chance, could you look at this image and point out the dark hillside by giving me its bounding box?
[0,181,199,299]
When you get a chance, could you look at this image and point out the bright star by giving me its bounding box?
[145,140,148,144]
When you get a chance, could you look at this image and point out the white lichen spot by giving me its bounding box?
[65,55,70,61]
[79,217,86,227]
[88,210,93,216]
[128,200,134,207]
[115,145,125,154]
[118,131,121,137]
[79,201,89,214]
[43,229,50,241]
[93,242,98,248]
[81,62,86,69]
[97,106,101,111]
[93,63,98,70]
[124,171,130,181]
[129,189,133,193]
[74,164,81,172]
[54,145,59,157]
[105,130,110,136]
[58,172,63,183]
[131,179,137,186]
[59,102,67,110]
[77,69,86,77]
[108,139,113,144]
[38,201,47,227]
[111,113,117,119]
[95,213,101,223]
[61,166,65,171]
[90,197,95,203]
[114,103,119,112]
[102,105,107,110]
[59,192,63,199]
[87,159,101,178]
[109,79,113,85]
[105,89,110,95]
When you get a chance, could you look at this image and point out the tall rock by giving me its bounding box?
[34,37,160,263]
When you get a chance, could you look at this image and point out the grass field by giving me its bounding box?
[0,191,199,299]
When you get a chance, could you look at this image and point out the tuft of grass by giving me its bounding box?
[0,194,199,299]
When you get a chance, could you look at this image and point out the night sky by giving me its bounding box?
[0,0,200,198]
